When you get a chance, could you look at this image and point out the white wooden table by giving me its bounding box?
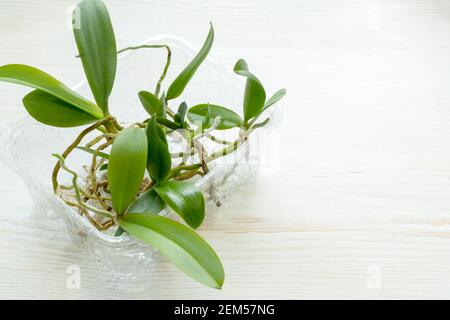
[1,0,450,299]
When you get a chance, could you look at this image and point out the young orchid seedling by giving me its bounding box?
[0,0,285,289]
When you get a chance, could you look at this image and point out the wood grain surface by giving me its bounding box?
[1,0,450,299]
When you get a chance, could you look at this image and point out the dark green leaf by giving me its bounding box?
[108,127,147,214]
[233,59,266,122]
[146,117,172,182]
[262,88,286,113]
[157,117,182,130]
[155,180,205,229]
[0,64,103,118]
[138,91,159,116]
[22,90,98,127]
[115,226,125,236]
[76,146,109,159]
[128,188,166,214]
[119,214,224,289]
[99,163,108,171]
[73,0,117,111]
[174,102,188,127]
[188,104,243,130]
[166,24,214,100]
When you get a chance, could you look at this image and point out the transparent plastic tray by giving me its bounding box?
[0,35,282,279]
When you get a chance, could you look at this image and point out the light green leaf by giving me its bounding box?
[138,91,159,116]
[233,59,266,123]
[188,104,243,130]
[119,214,224,289]
[262,88,286,113]
[128,188,166,214]
[22,90,98,127]
[166,24,214,100]
[251,117,270,129]
[0,64,103,118]
[146,117,172,182]
[73,0,117,111]
[108,127,147,214]
[155,180,205,229]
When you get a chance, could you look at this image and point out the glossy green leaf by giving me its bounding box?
[119,214,224,289]
[174,102,188,127]
[146,117,172,182]
[155,180,205,229]
[138,91,159,116]
[76,146,109,159]
[233,59,266,122]
[128,188,166,214]
[0,64,103,118]
[73,0,117,111]
[188,104,243,130]
[166,24,214,100]
[22,90,98,127]
[262,88,286,113]
[108,127,147,214]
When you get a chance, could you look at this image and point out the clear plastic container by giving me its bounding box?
[0,35,282,279]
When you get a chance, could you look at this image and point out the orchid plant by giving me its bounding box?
[0,0,285,289]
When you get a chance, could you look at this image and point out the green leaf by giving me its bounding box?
[108,127,147,214]
[155,180,205,229]
[73,0,117,111]
[157,92,167,118]
[119,214,224,289]
[0,64,103,118]
[22,90,98,127]
[233,59,266,123]
[262,88,286,113]
[166,24,214,100]
[174,101,188,127]
[188,104,243,130]
[146,117,172,182]
[128,188,166,214]
[76,146,109,159]
[251,117,270,129]
[138,91,159,116]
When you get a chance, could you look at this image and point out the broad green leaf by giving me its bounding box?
[138,91,159,116]
[76,146,109,159]
[233,59,266,122]
[155,180,205,229]
[146,117,171,182]
[73,0,117,111]
[128,188,166,214]
[22,90,98,127]
[0,64,102,118]
[108,127,147,214]
[174,101,188,127]
[188,104,243,130]
[166,24,214,100]
[262,88,286,113]
[119,214,224,289]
